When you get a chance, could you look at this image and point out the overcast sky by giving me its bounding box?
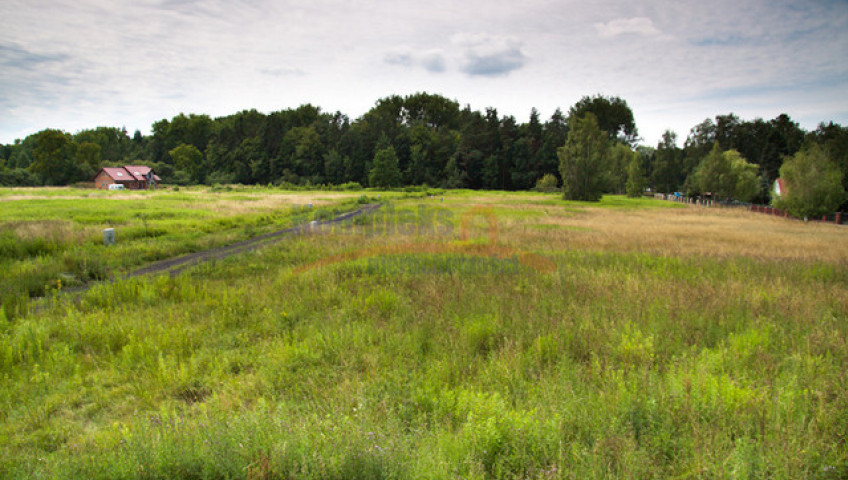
[1,0,847,146]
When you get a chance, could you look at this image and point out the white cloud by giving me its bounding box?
[594,17,660,38]
[383,35,529,78]
[451,33,527,77]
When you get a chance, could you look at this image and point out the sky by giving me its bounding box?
[1,0,847,146]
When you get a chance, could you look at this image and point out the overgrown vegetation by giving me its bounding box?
[1,189,846,479]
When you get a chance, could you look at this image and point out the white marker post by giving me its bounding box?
[103,228,116,246]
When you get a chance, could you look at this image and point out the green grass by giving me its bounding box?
[0,187,373,303]
[0,190,846,479]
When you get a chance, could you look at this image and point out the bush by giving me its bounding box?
[205,171,236,185]
[167,170,193,186]
[535,174,559,192]
[0,168,39,186]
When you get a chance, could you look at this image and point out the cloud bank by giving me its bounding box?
[0,0,846,145]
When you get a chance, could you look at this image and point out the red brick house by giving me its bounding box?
[94,166,161,190]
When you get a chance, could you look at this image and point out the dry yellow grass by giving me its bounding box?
[0,195,94,201]
[4,220,98,244]
[208,192,362,214]
[499,204,848,263]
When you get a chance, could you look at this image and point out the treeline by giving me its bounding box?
[1,92,847,204]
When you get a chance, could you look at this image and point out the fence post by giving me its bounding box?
[836,212,842,224]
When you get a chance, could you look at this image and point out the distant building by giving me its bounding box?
[773,178,786,199]
[94,166,161,190]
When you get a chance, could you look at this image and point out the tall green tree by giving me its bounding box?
[29,129,81,185]
[625,153,646,198]
[442,154,466,188]
[651,130,682,193]
[558,113,610,201]
[775,143,846,218]
[609,143,636,194]
[234,137,265,184]
[689,143,760,202]
[568,95,638,145]
[323,149,346,185]
[726,149,761,202]
[405,144,428,185]
[538,109,568,179]
[285,126,323,182]
[810,121,848,195]
[75,127,138,163]
[369,145,402,188]
[76,142,102,171]
[169,143,204,184]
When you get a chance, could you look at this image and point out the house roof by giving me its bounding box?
[97,166,161,183]
[100,167,133,183]
[124,165,162,182]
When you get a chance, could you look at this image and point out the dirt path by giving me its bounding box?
[39,203,381,303]
[127,202,381,278]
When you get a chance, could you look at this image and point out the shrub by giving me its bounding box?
[535,174,559,192]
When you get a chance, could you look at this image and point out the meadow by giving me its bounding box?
[0,186,373,314]
[1,187,846,479]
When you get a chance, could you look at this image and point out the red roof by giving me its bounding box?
[100,167,133,182]
[98,166,161,183]
[124,165,162,182]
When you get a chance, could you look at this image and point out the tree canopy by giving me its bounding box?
[28,129,88,185]
[0,91,845,214]
[689,143,761,202]
[775,143,846,218]
[369,144,402,188]
[558,113,610,201]
[568,95,638,145]
[625,153,646,198]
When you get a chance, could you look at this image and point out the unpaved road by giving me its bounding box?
[37,203,381,303]
[127,202,381,278]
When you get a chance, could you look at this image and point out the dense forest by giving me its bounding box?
[1,92,847,206]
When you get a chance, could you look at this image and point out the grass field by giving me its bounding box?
[0,186,378,311]
[1,187,846,479]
